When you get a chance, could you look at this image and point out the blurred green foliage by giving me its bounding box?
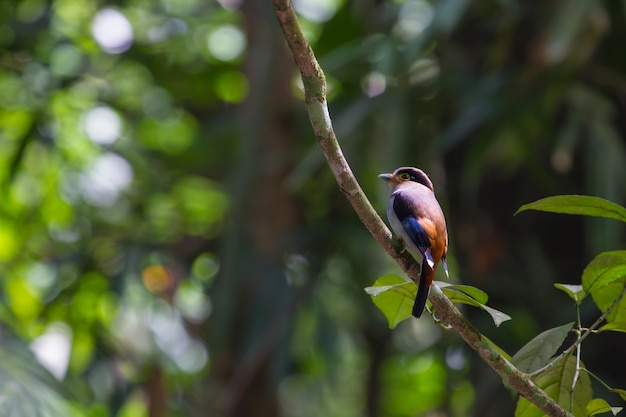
[0,0,624,416]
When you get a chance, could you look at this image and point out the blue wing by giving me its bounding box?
[400,217,435,268]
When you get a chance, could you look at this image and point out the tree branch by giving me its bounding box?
[271,1,572,416]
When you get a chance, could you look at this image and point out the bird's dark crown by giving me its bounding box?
[393,167,434,191]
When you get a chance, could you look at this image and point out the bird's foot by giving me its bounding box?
[394,237,407,253]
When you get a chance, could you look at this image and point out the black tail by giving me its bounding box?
[412,262,431,318]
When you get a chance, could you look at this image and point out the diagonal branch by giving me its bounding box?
[272,0,421,280]
[271,1,571,416]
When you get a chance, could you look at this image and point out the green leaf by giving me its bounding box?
[511,322,574,373]
[554,283,586,304]
[592,284,626,324]
[366,278,510,328]
[365,274,415,328]
[515,195,626,223]
[438,282,511,327]
[597,322,626,334]
[481,305,512,327]
[437,282,489,304]
[440,286,483,308]
[582,251,626,293]
[586,398,622,416]
[581,251,626,322]
[515,355,592,417]
[586,398,612,416]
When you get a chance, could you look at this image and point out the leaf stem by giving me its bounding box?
[583,368,615,392]
[529,286,626,378]
[569,304,582,413]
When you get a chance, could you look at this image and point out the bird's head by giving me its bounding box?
[378,167,434,191]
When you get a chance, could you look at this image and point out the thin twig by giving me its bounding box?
[570,305,582,413]
[271,1,572,416]
[529,285,626,378]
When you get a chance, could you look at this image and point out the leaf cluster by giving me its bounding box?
[369,195,626,416]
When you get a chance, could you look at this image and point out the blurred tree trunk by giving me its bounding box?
[211,2,302,416]
[147,366,166,417]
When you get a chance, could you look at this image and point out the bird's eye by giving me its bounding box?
[399,173,411,181]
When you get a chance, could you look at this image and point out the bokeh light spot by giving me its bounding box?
[142,265,173,294]
[215,71,248,103]
[80,153,134,206]
[92,8,134,54]
[174,176,228,237]
[215,0,243,9]
[207,24,246,62]
[293,0,342,23]
[148,18,187,42]
[393,0,433,41]
[30,322,72,380]
[83,106,122,145]
[142,87,173,119]
[0,108,34,141]
[361,72,387,98]
[174,339,208,373]
[7,276,41,322]
[175,281,211,322]
[551,149,573,174]
[50,44,84,76]
[408,57,440,85]
[117,392,148,417]
[137,113,197,155]
[0,222,19,260]
[11,172,43,207]
[27,262,57,292]
[191,252,220,284]
[145,194,181,242]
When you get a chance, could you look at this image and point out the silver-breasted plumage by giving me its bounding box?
[379,167,449,318]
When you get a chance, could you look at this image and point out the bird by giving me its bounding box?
[379,167,449,318]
